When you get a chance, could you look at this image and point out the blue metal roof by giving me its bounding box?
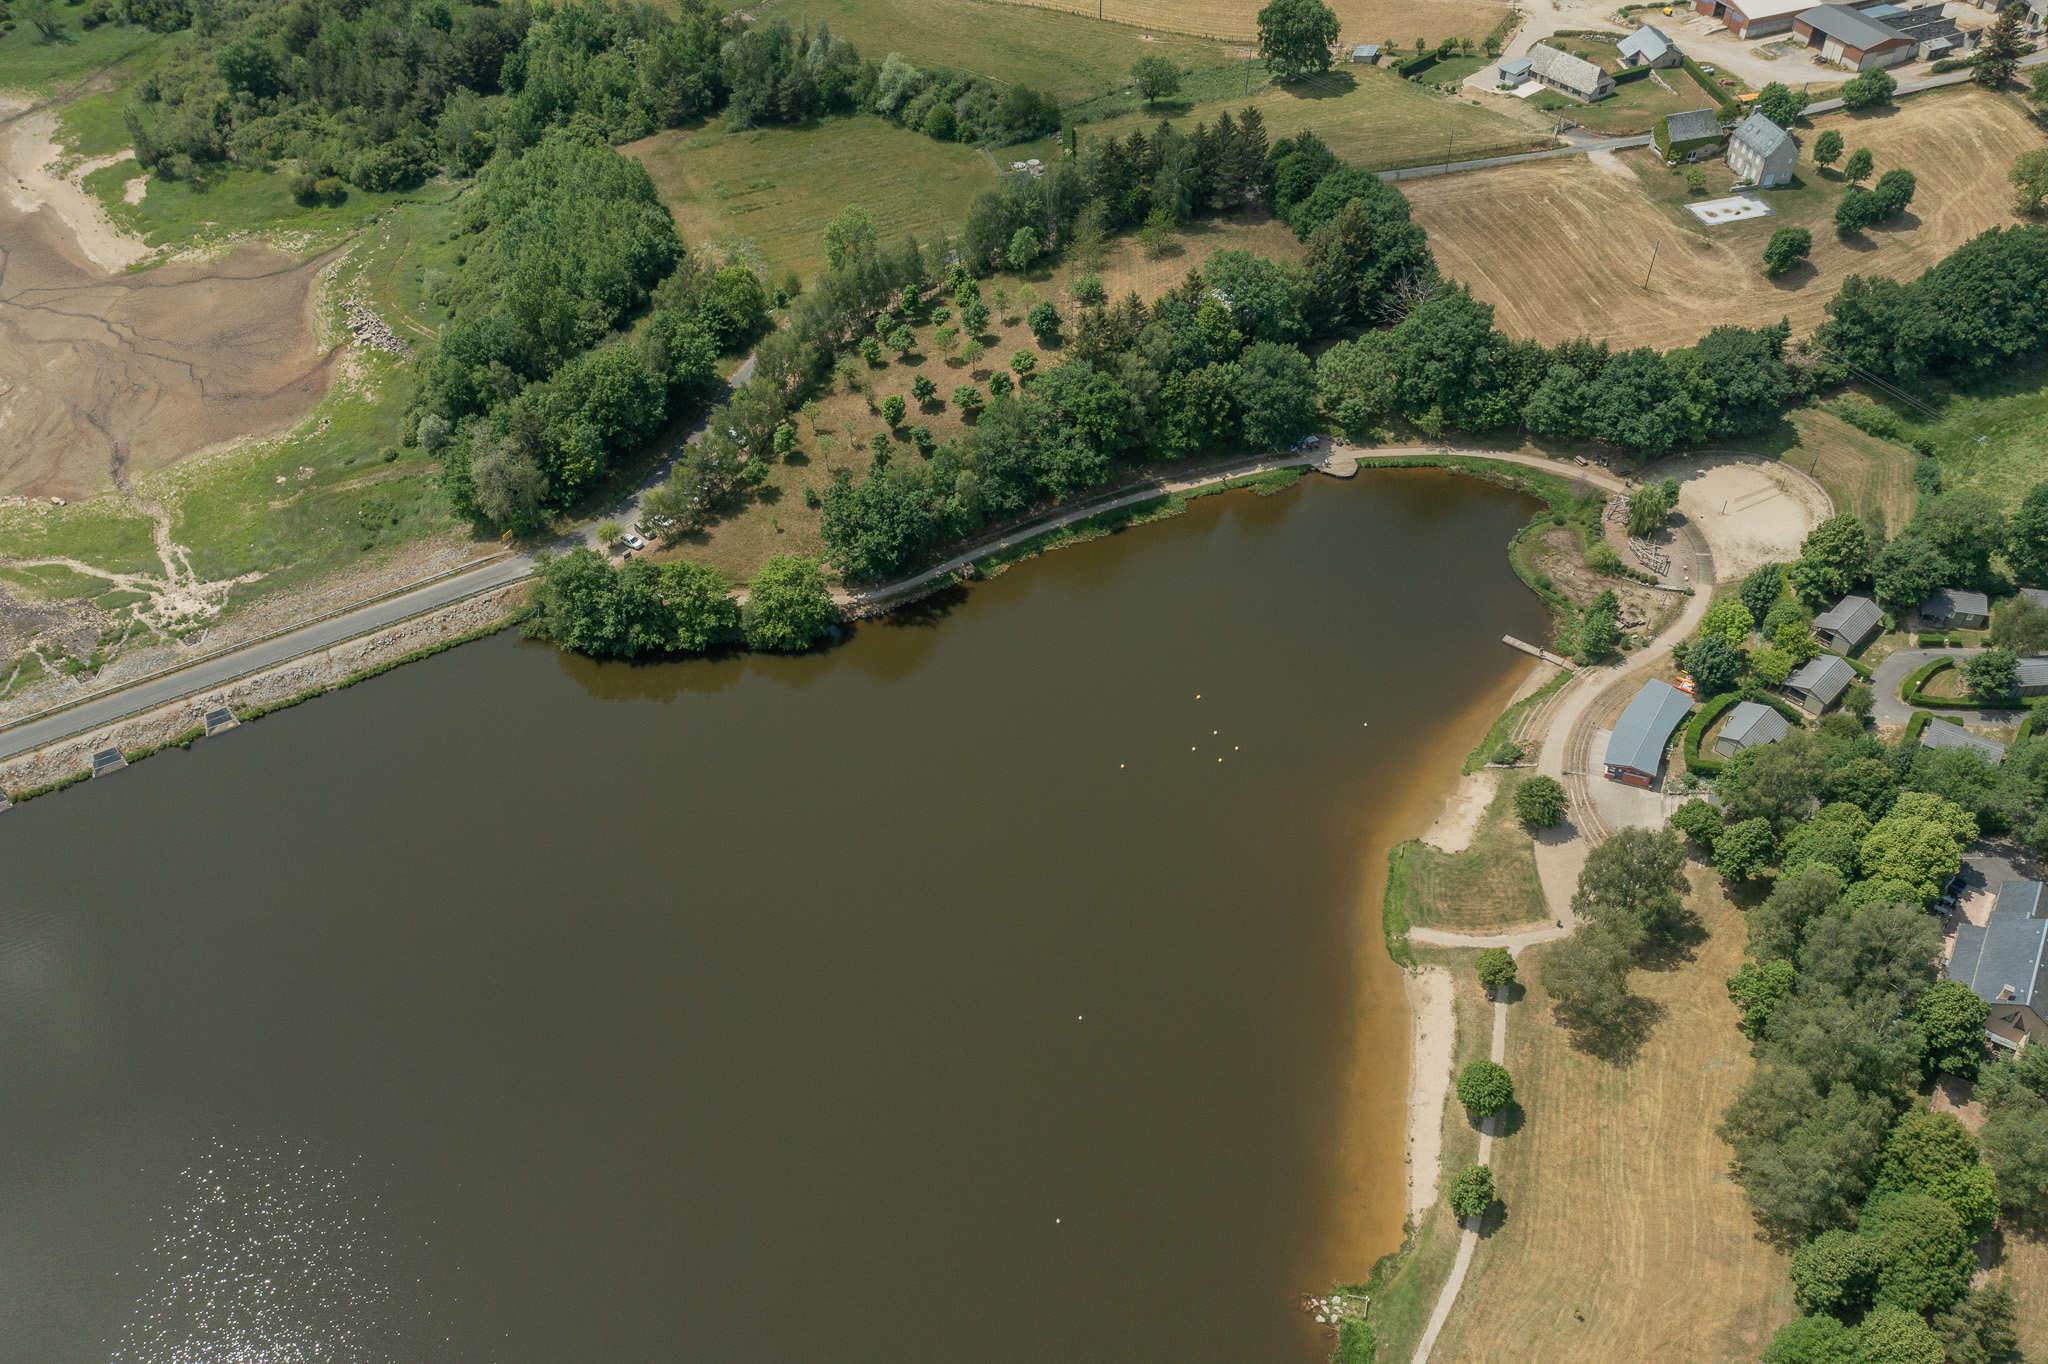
[1605,680,1693,779]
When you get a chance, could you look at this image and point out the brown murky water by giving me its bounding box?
[0,470,1543,1363]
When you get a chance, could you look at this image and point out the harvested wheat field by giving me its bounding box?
[1407,88,2044,350]
[1425,878,1795,1363]
[991,0,1508,46]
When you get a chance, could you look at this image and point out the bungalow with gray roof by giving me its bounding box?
[1656,108,1725,162]
[1922,720,2007,763]
[2017,658,2048,697]
[1526,43,1616,101]
[2022,588,2048,611]
[1714,700,1790,757]
[1498,55,1534,83]
[1352,43,1381,63]
[1813,594,1882,653]
[1920,588,1991,631]
[1785,654,1856,714]
[1727,113,1796,187]
[1618,25,1683,66]
[1604,679,1693,787]
[1948,879,2048,1049]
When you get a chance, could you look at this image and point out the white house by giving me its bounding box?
[1726,113,1796,186]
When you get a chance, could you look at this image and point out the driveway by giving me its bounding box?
[1868,645,2004,725]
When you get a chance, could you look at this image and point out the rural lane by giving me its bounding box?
[1378,137,1650,183]
[1865,644,2033,727]
[0,553,534,762]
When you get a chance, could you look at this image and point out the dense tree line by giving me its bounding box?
[1816,227,2048,386]
[521,546,837,655]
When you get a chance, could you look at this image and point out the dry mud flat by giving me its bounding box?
[0,101,336,500]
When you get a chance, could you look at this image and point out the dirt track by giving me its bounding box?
[0,98,336,501]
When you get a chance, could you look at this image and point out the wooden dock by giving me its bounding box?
[1503,635,1576,669]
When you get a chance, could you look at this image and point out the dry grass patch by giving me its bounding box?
[1427,878,1794,1363]
[1060,65,1550,174]
[985,0,1508,46]
[1769,408,1916,536]
[1405,88,2043,350]
[1390,775,1550,933]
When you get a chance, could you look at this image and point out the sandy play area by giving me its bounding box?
[1659,455,1832,582]
[0,98,336,500]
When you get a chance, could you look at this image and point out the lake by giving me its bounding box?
[0,469,1545,1363]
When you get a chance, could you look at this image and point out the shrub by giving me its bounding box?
[1072,272,1106,306]
[1489,740,1523,766]
[1514,774,1568,828]
[880,394,907,428]
[1447,1163,1495,1220]
[1475,947,1518,992]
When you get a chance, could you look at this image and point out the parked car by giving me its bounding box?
[621,532,646,550]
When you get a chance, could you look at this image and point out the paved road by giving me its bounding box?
[1378,137,1651,183]
[0,554,533,761]
[1863,644,2033,728]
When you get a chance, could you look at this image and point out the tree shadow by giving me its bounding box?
[874,584,969,630]
[1282,70,1360,100]
[1637,911,1708,971]
[1475,1198,1512,1238]
[1869,210,1922,235]
[1487,1101,1527,1139]
[1556,994,1666,1065]
[1767,260,1818,292]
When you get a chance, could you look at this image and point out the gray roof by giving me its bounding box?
[1618,25,1676,59]
[1815,594,1882,647]
[1606,679,1694,777]
[2023,588,2048,611]
[1662,108,1724,144]
[1731,112,1791,161]
[1528,43,1611,97]
[1786,654,1856,706]
[1922,719,2007,763]
[1499,56,1533,76]
[1720,700,1790,750]
[2017,657,2048,688]
[1353,43,1380,56]
[1797,3,1912,49]
[1925,587,1992,620]
[1949,880,2048,1010]
[1873,4,1959,41]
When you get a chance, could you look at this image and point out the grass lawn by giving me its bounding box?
[0,20,165,92]
[1056,65,1551,175]
[78,158,453,255]
[0,496,163,580]
[1533,56,1723,134]
[746,0,1236,102]
[1428,878,1795,1361]
[1388,776,1550,933]
[630,117,996,283]
[1870,351,2048,513]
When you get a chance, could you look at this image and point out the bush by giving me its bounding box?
[880,394,907,428]
[1457,1058,1516,1117]
[1475,947,1518,992]
[1514,774,1568,828]
[1447,1163,1495,1220]
[1489,740,1523,766]
[1072,272,1106,306]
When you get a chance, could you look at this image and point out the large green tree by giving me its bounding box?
[1570,826,1691,952]
[744,554,838,651]
[1256,0,1341,82]
[1456,1059,1516,1117]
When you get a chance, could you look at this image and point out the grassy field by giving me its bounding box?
[75,157,451,255]
[630,117,996,283]
[0,20,166,93]
[1427,879,1796,1362]
[978,0,1510,47]
[1877,351,2048,513]
[748,0,1238,100]
[1766,407,1917,534]
[1527,50,1723,134]
[648,215,1300,583]
[1042,64,1551,175]
[1406,87,2044,349]
[1388,776,1550,933]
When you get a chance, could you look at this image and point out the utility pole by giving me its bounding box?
[1642,240,1660,289]
[1443,131,1454,174]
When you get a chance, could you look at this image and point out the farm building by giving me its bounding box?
[1694,0,1887,39]
[1814,594,1882,653]
[1498,55,1534,83]
[1526,44,1617,101]
[1352,44,1381,63]
[1656,108,1726,161]
[1784,654,1856,713]
[1714,700,1790,757]
[1922,720,2007,764]
[2017,658,2048,697]
[1947,879,2048,1049]
[1792,5,1916,69]
[1920,587,1991,630]
[1727,113,1796,187]
[1863,4,1974,60]
[1604,679,1693,786]
[1618,25,1684,66]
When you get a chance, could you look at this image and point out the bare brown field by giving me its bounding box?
[2002,1233,2048,1360]
[1427,878,1795,1362]
[1406,88,2043,350]
[986,0,1508,46]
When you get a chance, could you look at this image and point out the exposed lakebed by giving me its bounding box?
[1,469,1545,1363]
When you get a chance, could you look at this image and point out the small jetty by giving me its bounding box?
[1503,635,1576,669]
